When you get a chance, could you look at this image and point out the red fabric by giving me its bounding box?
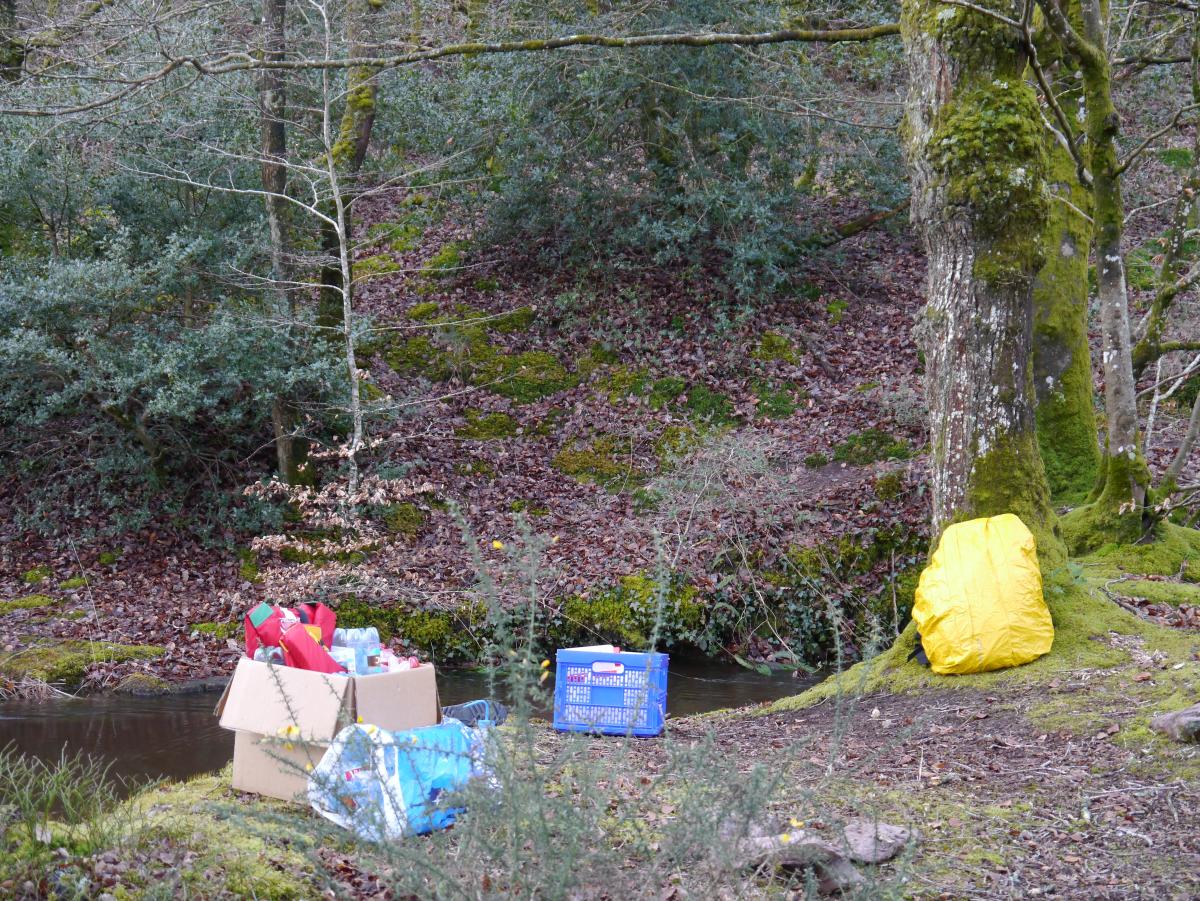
[244,605,289,658]
[298,602,337,648]
[280,622,346,673]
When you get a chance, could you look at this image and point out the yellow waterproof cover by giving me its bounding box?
[913,513,1053,675]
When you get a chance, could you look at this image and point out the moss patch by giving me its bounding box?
[509,499,550,516]
[752,331,797,363]
[0,594,56,615]
[472,350,576,403]
[335,599,484,661]
[96,551,121,566]
[382,502,427,538]
[115,672,171,695]
[553,436,647,491]
[752,379,801,420]
[1,641,163,687]
[21,565,52,585]
[192,621,239,640]
[684,385,737,426]
[456,409,519,440]
[352,253,403,282]
[832,429,911,465]
[1073,521,1200,580]
[492,305,536,333]
[1115,579,1200,606]
[406,301,441,321]
[419,241,465,281]
[57,576,87,590]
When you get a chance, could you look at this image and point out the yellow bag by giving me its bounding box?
[912,513,1053,674]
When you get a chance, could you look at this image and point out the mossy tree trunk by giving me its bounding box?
[1040,0,1152,548]
[901,0,1064,569]
[1031,25,1100,505]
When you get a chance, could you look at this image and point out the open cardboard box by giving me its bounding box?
[215,656,441,802]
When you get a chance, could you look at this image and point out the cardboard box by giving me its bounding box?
[215,656,441,802]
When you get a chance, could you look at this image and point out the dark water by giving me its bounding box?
[0,661,814,791]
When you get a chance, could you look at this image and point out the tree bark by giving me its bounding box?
[902,0,1063,567]
[261,0,309,485]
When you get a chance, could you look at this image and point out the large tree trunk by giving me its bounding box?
[1032,39,1100,504]
[902,0,1064,568]
[261,0,309,486]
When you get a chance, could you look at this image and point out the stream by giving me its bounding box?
[0,660,817,793]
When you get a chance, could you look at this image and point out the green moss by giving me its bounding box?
[1116,579,1200,606]
[1033,119,1100,504]
[335,599,483,660]
[278,542,371,566]
[1157,147,1194,171]
[752,331,797,363]
[599,365,650,403]
[57,576,87,590]
[473,276,501,292]
[456,409,519,440]
[648,376,687,410]
[406,301,441,321]
[1125,246,1158,291]
[653,424,700,466]
[419,241,465,280]
[963,431,1065,573]
[825,298,849,324]
[751,380,800,420]
[192,621,238,639]
[1060,452,1154,554]
[1071,522,1200,580]
[97,551,121,566]
[928,74,1048,287]
[472,350,576,403]
[832,429,911,465]
[804,452,829,468]
[116,769,320,898]
[553,436,646,491]
[509,499,550,516]
[383,335,451,380]
[115,672,171,695]
[21,565,52,585]
[352,253,403,282]
[368,218,423,253]
[382,502,426,538]
[0,641,163,687]
[873,471,905,501]
[0,593,56,615]
[684,385,737,426]
[492,305,536,334]
[238,548,261,583]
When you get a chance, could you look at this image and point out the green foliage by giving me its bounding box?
[560,573,703,649]
[804,452,829,468]
[335,598,483,661]
[352,253,403,281]
[832,428,911,465]
[472,350,576,403]
[402,0,904,299]
[419,241,466,280]
[648,376,687,409]
[406,301,441,320]
[97,551,121,566]
[873,471,905,500]
[492,305,536,333]
[825,298,849,323]
[509,498,550,516]
[57,576,87,590]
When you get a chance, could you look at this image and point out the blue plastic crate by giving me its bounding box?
[553,648,669,737]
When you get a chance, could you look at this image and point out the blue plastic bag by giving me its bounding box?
[308,719,483,841]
